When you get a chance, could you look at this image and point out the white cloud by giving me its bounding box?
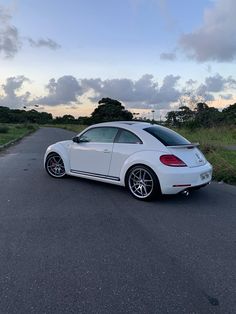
[82,74,181,109]
[0,6,21,58]
[1,73,235,110]
[33,76,83,106]
[0,4,60,59]
[0,76,30,107]
[179,0,236,62]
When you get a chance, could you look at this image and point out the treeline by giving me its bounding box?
[0,99,235,128]
[0,107,53,124]
[166,102,236,128]
[0,106,88,124]
[0,98,133,125]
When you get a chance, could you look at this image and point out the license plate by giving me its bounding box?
[200,171,211,180]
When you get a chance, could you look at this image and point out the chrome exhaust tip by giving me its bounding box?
[182,190,190,196]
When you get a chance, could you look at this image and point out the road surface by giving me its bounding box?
[0,127,236,313]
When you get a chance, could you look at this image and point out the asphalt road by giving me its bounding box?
[0,127,236,314]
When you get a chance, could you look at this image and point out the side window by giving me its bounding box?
[116,129,142,144]
[79,127,118,143]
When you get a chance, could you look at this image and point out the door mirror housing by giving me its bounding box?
[72,136,80,143]
[72,136,89,143]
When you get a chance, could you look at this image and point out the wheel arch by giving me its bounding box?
[44,144,70,173]
[124,163,161,189]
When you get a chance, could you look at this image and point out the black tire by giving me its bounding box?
[126,165,160,201]
[45,153,66,178]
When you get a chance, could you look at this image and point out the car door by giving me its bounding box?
[70,127,118,177]
[109,129,143,178]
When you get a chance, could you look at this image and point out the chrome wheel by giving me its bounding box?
[128,167,154,199]
[46,154,65,178]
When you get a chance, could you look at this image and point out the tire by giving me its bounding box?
[126,165,160,201]
[45,153,66,178]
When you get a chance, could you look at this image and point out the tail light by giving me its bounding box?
[160,154,187,167]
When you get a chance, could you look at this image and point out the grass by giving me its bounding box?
[176,126,236,147]
[206,150,236,184]
[45,124,86,134]
[176,127,236,184]
[0,123,38,146]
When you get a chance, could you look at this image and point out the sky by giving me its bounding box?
[0,0,236,119]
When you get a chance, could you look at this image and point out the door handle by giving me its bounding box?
[103,149,111,153]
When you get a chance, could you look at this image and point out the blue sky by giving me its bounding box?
[0,0,236,118]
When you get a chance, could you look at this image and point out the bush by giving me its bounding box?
[0,126,9,133]
[23,123,37,130]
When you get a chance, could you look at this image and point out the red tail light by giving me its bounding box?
[160,154,187,167]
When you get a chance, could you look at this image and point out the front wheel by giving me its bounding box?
[45,153,66,178]
[126,165,160,201]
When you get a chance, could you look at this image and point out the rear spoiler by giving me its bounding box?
[167,143,200,149]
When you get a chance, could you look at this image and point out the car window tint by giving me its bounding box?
[144,126,190,146]
[116,129,142,144]
[80,127,118,143]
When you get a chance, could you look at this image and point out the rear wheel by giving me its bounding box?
[126,165,160,201]
[45,153,66,178]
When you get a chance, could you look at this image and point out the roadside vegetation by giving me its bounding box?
[0,124,38,147]
[45,124,86,134]
[0,98,235,184]
[176,128,236,184]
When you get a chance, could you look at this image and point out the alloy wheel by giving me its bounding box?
[46,154,65,178]
[128,167,154,199]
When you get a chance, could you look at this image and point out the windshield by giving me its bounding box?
[144,126,190,146]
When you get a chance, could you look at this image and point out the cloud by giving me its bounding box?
[0,76,31,107]
[205,74,226,92]
[200,74,236,94]
[179,0,236,62]
[195,84,215,101]
[0,6,21,58]
[160,52,176,61]
[28,38,61,50]
[1,73,235,110]
[82,74,181,109]
[33,76,83,106]
[0,4,60,58]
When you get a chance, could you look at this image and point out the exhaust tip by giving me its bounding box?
[181,190,190,196]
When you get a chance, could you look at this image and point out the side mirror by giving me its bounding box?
[72,136,89,143]
[72,136,79,143]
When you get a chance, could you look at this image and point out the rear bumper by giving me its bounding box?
[156,162,213,194]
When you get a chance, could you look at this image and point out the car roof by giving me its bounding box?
[91,121,153,130]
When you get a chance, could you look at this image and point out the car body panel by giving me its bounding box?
[70,141,114,175]
[167,146,207,168]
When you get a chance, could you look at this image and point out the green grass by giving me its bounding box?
[0,123,38,146]
[206,150,236,184]
[175,127,236,184]
[45,124,87,134]
[176,127,236,147]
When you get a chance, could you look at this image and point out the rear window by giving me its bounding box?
[144,126,190,146]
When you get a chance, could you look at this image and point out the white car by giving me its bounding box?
[44,121,212,200]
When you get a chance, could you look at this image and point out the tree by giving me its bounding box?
[178,106,195,124]
[222,103,236,125]
[91,98,133,123]
[165,111,178,126]
[194,103,222,127]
